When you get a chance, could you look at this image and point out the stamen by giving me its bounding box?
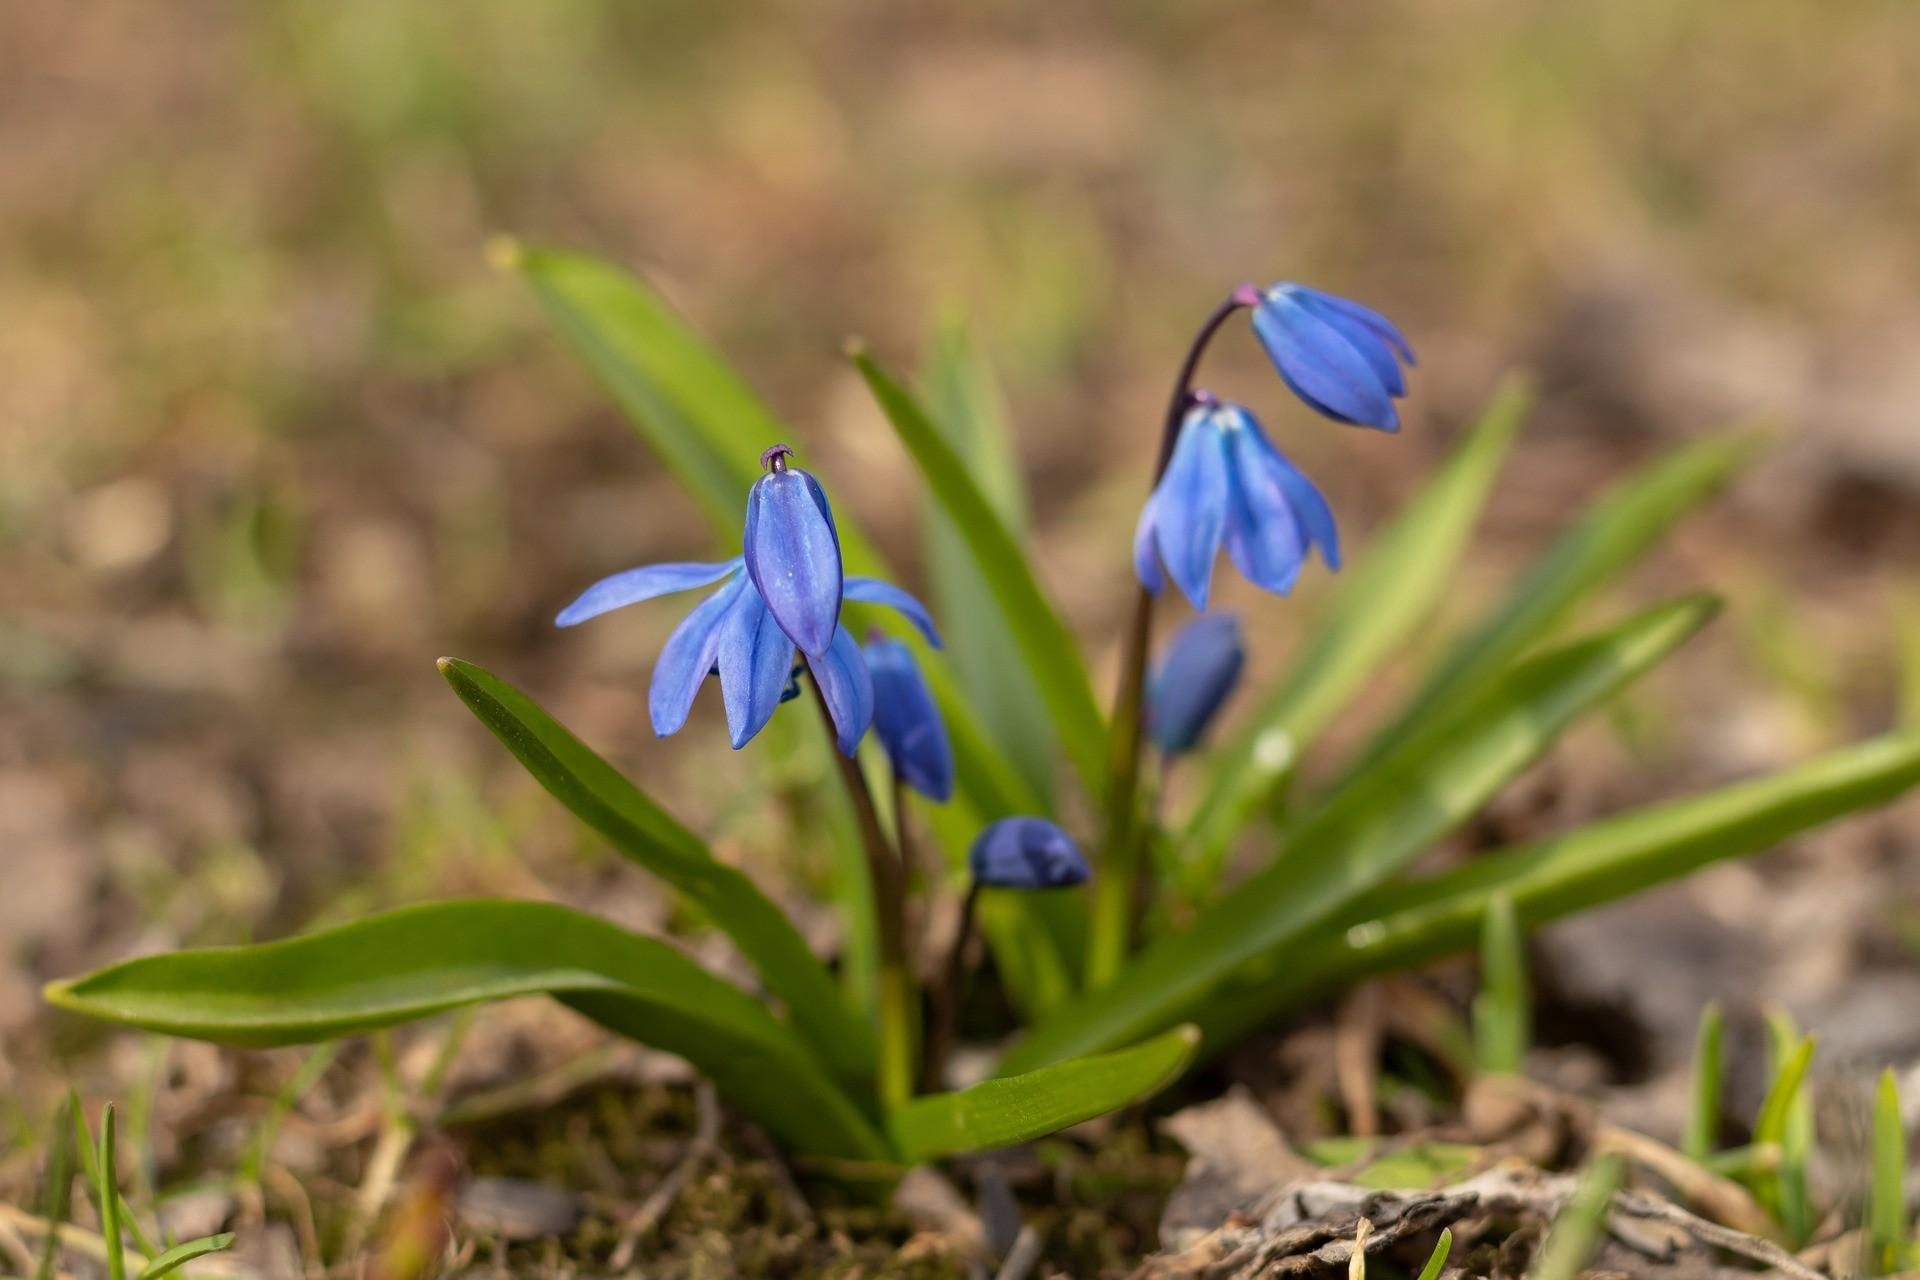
[760,443,795,473]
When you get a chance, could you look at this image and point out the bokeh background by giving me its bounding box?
[8,0,1920,1163]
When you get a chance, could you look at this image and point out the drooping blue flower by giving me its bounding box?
[1148,612,1246,756]
[863,634,954,802]
[1251,284,1415,432]
[1133,397,1340,608]
[744,444,844,660]
[968,817,1090,890]
[555,445,940,756]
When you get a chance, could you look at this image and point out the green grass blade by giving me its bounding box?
[241,1043,340,1190]
[46,900,889,1161]
[100,1103,126,1280]
[1003,595,1715,1072]
[1415,1228,1454,1280]
[850,346,1107,796]
[1871,1068,1909,1274]
[922,318,1056,805]
[1530,1155,1623,1280]
[1181,377,1532,891]
[136,1234,236,1280]
[1350,431,1761,776]
[439,656,873,1079]
[1758,1017,1816,1244]
[34,1097,75,1280]
[890,1026,1196,1163]
[1186,730,1920,1054]
[1683,1002,1724,1162]
[1472,893,1528,1075]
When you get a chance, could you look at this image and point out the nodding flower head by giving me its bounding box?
[1148,611,1246,756]
[968,817,1090,891]
[1251,284,1415,432]
[1133,399,1339,609]
[553,446,940,757]
[744,443,843,661]
[864,633,954,802]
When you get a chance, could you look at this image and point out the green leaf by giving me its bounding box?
[1181,377,1532,891]
[137,1235,236,1280]
[34,1097,75,1280]
[1753,1024,1815,1240]
[1416,1229,1454,1280]
[1472,893,1528,1075]
[1190,730,1920,1052]
[1301,1138,1483,1189]
[1350,431,1761,775]
[1003,595,1715,1072]
[46,900,890,1161]
[922,318,1056,805]
[1531,1155,1624,1280]
[98,1103,127,1280]
[439,656,874,1080]
[889,1026,1197,1163]
[1871,1068,1909,1274]
[850,346,1108,796]
[1683,1002,1724,1162]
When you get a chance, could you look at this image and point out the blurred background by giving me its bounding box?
[7,0,1920,1152]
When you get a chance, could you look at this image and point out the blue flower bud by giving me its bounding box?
[1250,284,1415,432]
[743,444,843,660]
[968,817,1089,890]
[864,635,954,802]
[1148,612,1245,755]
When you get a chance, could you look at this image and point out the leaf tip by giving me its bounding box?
[485,234,526,273]
[1175,1023,1202,1050]
[436,656,457,674]
[842,335,868,361]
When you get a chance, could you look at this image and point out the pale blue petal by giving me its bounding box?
[556,558,744,627]
[844,577,943,648]
[648,574,747,736]
[809,625,875,756]
[1133,491,1166,594]
[715,585,796,749]
[1294,286,1416,366]
[866,637,954,801]
[1296,295,1405,396]
[1252,293,1399,431]
[744,469,843,659]
[1223,418,1307,595]
[1243,419,1341,571]
[1151,409,1232,610]
[968,817,1090,890]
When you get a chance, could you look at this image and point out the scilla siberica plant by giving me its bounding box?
[49,242,1920,1174]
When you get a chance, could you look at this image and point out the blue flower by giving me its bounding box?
[1148,612,1245,756]
[555,447,940,756]
[864,635,954,802]
[968,817,1090,890]
[1133,398,1339,608]
[1251,284,1415,432]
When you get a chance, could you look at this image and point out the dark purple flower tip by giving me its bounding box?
[1148,612,1246,755]
[863,636,954,802]
[968,817,1089,891]
[744,449,844,661]
[1251,284,1414,432]
[1134,402,1339,607]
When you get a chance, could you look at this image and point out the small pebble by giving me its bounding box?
[455,1177,586,1240]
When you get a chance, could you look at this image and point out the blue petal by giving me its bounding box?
[844,577,942,648]
[1132,491,1166,594]
[866,638,954,802]
[808,625,875,756]
[1294,294,1405,397]
[1252,292,1399,431]
[1150,408,1232,610]
[1222,410,1307,595]
[744,468,843,659]
[1293,285,1416,366]
[1244,421,1341,571]
[715,584,796,750]
[556,558,745,627]
[968,817,1090,890]
[648,574,748,736]
[1148,612,1246,756]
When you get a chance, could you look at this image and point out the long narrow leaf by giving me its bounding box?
[1181,377,1532,890]
[850,347,1108,796]
[1190,731,1920,1052]
[440,656,874,1079]
[45,900,890,1161]
[1530,1156,1623,1280]
[1870,1068,1908,1273]
[1684,1003,1724,1162]
[889,1026,1196,1163]
[137,1235,236,1280]
[1348,431,1760,775]
[1003,596,1715,1071]
[1472,893,1528,1074]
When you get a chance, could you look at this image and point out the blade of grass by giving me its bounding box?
[1471,893,1528,1075]
[1871,1068,1909,1275]
[850,345,1107,797]
[135,1234,235,1280]
[1415,1228,1454,1280]
[1530,1155,1623,1280]
[33,1098,75,1280]
[1683,1003,1724,1162]
[1752,1023,1815,1240]
[1003,596,1714,1072]
[1181,376,1532,894]
[1347,431,1762,778]
[99,1105,125,1280]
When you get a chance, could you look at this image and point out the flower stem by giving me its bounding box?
[923,879,981,1093]
[805,672,915,1108]
[1085,285,1255,989]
